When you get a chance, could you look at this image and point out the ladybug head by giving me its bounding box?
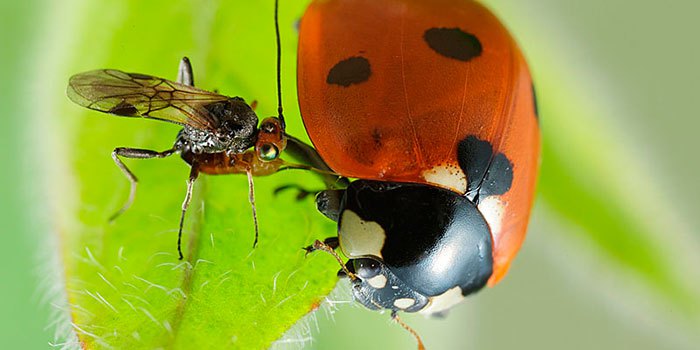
[346,257,429,312]
[337,180,494,314]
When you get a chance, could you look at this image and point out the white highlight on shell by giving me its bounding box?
[393,298,416,309]
[367,275,388,289]
[421,163,467,193]
[339,210,386,259]
[477,196,505,241]
[420,286,464,315]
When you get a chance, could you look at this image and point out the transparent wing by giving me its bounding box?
[67,69,231,130]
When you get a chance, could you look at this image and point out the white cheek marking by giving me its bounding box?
[367,275,388,289]
[393,298,416,309]
[421,163,467,194]
[477,196,505,242]
[419,286,464,315]
[339,210,386,259]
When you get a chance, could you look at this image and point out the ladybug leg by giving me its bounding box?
[302,236,338,255]
[315,189,343,222]
[176,57,194,86]
[336,260,354,278]
[391,310,426,350]
[274,186,344,219]
[273,184,319,201]
[307,239,357,280]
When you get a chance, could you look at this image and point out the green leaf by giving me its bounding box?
[41,0,339,348]
[37,0,700,349]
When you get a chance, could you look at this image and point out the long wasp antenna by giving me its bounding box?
[274,0,285,130]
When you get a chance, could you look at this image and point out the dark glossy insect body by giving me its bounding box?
[67,58,290,259]
[297,0,540,322]
[174,99,258,155]
[338,180,493,314]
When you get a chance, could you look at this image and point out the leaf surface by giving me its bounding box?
[45,0,338,348]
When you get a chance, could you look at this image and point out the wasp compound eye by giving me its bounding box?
[258,143,280,161]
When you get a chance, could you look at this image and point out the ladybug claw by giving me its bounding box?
[302,245,316,256]
[312,239,324,250]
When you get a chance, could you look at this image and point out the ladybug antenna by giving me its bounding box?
[391,311,426,350]
[274,0,285,130]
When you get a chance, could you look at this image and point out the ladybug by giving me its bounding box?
[295,0,540,337]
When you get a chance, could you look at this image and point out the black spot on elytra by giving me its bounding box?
[327,56,371,87]
[457,136,513,202]
[109,101,138,116]
[424,28,482,62]
[531,83,540,124]
[481,153,513,197]
[457,136,491,197]
[128,73,154,80]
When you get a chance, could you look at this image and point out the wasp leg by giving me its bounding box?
[245,168,260,248]
[177,57,194,86]
[277,135,349,202]
[177,163,199,260]
[391,310,426,350]
[284,135,350,189]
[110,147,176,222]
[177,164,200,260]
[303,236,339,255]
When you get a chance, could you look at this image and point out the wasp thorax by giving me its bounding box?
[175,98,258,154]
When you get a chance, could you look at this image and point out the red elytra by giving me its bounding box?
[297,0,540,286]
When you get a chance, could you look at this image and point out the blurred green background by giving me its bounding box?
[1,0,699,349]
